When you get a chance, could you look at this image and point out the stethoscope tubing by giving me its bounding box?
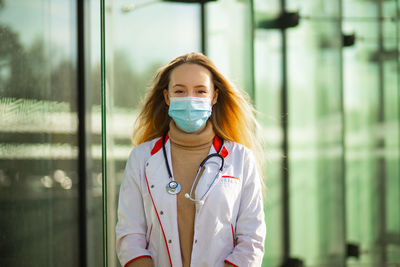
[187,162,222,204]
[162,133,173,179]
[200,153,224,170]
[162,132,225,204]
[162,132,224,179]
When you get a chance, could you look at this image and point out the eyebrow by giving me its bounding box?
[172,84,208,88]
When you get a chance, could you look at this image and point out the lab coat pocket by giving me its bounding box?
[217,165,241,185]
[202,171,241,218]
[220,175,240,184]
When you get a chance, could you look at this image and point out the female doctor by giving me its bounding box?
[116,52,266,267]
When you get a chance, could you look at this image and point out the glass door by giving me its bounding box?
[101,0,201,266]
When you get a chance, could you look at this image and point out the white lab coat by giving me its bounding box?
[116,135,266,267]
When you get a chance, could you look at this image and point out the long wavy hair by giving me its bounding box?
[132,52,260,156]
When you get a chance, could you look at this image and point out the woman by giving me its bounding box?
[116,52,266,267]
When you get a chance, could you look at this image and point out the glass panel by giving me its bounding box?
[86,0,104,266]
[287,0,345,265]
[254,28,283,267]
[344,0,400,265]
[103,1,201,265]
[253,1,283,266]
[206,0,253,95]
[383,1,400,263]
[0,0,79,266]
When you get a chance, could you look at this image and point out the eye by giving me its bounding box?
[173,88,185,94]
[198,89,208,94]
[171,85,186,94]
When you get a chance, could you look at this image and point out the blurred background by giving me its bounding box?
[0,0,399,266]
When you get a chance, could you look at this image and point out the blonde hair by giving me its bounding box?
[132,52,260,157]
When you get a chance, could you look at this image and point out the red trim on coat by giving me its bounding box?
[224,259,239,267]
[145,173,173,267]
[231,224,236,247]
[222,175,239,180]
[212,136,228,158]
[151,134,169,155]
[145,224,153,249]
[124,255,152,267]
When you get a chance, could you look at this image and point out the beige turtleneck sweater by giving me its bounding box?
[169,120,215,266]
[127,121,233,267]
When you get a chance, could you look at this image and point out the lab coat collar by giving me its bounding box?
[150,134,228,159]
[211,135,229,158]
[150,135,228,175]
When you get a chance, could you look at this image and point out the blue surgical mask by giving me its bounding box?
[168,97,212,133]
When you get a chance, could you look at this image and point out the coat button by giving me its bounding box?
[160,211,164,215]
[146,162,149,167]
[168,240,172,244]
[151,185,154,188]
[194,239,197,244]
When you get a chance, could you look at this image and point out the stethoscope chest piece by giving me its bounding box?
[166,180,181,195]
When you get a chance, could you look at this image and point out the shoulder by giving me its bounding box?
[224,140,258,172]
[224,140,254,160]
[224,141,260,187]
[127,137,163,164]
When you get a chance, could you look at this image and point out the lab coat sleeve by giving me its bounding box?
[225,149,266,267]
[116,148,153,267]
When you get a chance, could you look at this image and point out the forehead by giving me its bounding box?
[169,63,213,87]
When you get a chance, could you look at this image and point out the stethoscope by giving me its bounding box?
[162,132,225,204]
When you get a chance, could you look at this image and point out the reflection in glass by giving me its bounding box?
[0,0,79,266]
[344,0,400,265]
[287,1,345,266]
[254,25,283,267]
[206,0,253,95]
